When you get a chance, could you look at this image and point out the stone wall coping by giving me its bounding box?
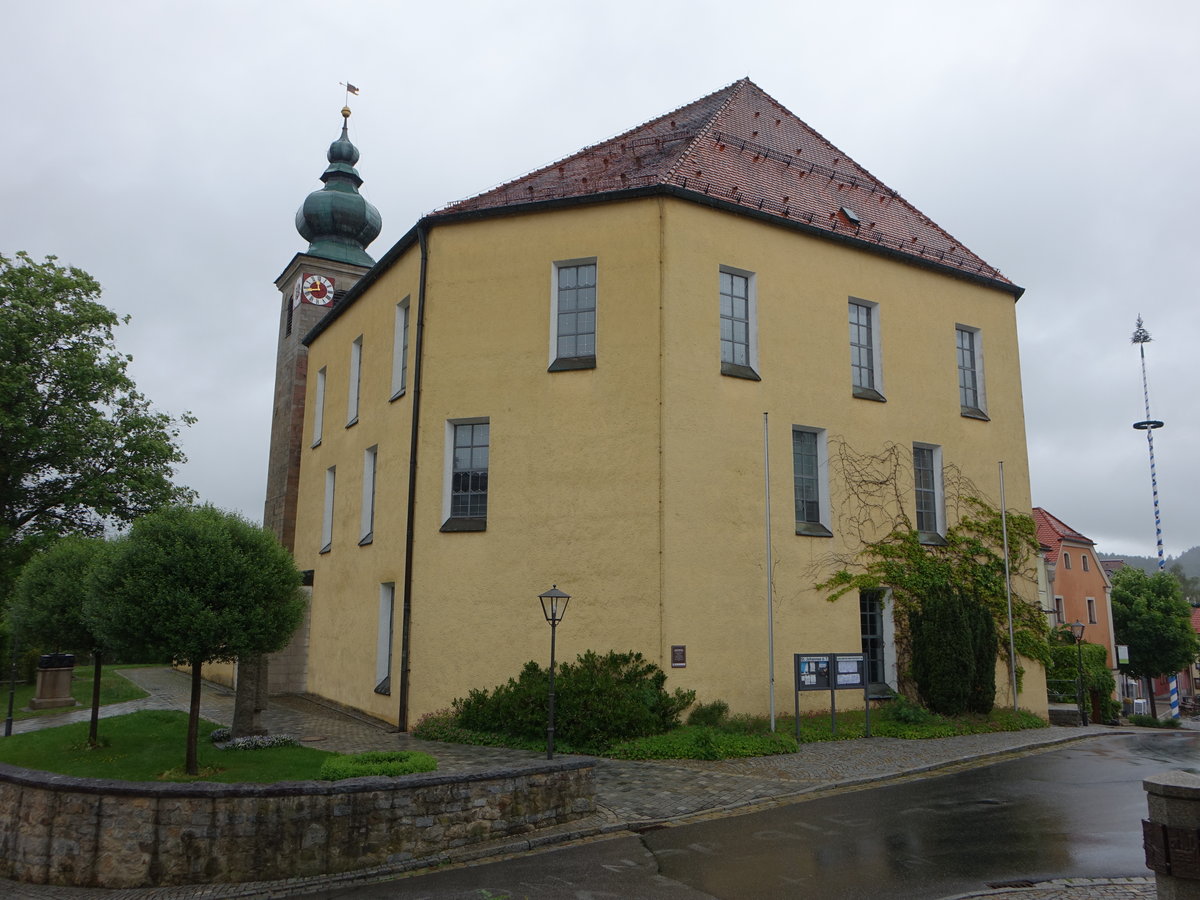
[1144,770,1200,798]
[0,755,594,799]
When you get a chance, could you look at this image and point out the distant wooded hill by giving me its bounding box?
[1098,546,1200,579]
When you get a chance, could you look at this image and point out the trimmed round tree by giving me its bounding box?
[10,535,112,746]
[90,505,305,775]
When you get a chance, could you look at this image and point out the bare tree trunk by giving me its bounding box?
[232,655,268,737]
[88,649,102,748]
[1147,677,1159,718]
[254,655,269,732]
[186,662,202,776]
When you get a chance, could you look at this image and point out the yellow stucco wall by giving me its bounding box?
[294,194,1042,727]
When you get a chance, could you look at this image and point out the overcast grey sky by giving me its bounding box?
[3,1,1195,558]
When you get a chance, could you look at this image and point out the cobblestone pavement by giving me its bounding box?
[0,668,1160,899]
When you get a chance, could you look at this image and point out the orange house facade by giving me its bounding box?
[1034,507,1117,669]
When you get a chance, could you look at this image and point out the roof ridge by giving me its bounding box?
[437,81,744,215]
[661,78,751,184]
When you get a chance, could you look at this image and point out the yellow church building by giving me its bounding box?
[283,79,1044,729]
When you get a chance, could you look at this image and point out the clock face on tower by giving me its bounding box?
[301,273,335,306]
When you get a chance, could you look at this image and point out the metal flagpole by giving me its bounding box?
[1131,317,1176,717]
[764,412,776,731]
[999,462,1018,711]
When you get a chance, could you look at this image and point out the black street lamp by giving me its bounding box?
[539,585,570,759]
[1069,620,1089,726]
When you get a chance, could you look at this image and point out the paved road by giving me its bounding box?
[299,732,1176,899]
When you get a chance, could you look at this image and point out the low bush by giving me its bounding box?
[686,700,730,728]
[1129,713,1181,729]
[454,650,695,753]
[608,725,798,760]
[212,733,300,751]
[319,750,438,781]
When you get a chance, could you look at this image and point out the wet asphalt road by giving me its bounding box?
[303,731,1197,899]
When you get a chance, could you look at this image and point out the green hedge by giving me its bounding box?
[454,650,695,753]
[319,750,437,781]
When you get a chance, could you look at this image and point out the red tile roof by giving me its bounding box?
[434,79,1014,289]
[1033,507,1095,565]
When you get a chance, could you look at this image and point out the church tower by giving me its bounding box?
[263,105,381,693]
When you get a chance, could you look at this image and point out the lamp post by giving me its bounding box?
[1069,620,1089,726]
[539,585,570,759]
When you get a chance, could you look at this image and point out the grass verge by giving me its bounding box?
[0,665,150,721]
[414,703,1049,760]
[0,710,336,782]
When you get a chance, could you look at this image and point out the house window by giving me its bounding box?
[720,266,759,380]
[1063,551,1072,570]
[1086,596,1097,625]
[913,444,944,542]
[792,427,831,537]
[442,419,489,532]
[1082,553,1090,572]
[850,299,884,400]
[360,445,377,545]
[956,326,987,419]
[376,583,395,694]
[1053,596,1065,627]
[391,299,409,399]
[550,260,597,371]
[312,367,326,447]
[347,335,363,426]
[860,589,888,690]
[320,466,336,553]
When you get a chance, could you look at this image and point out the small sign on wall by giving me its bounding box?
[671,645,686,668]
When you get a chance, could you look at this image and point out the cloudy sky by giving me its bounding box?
[3,1,1195,558]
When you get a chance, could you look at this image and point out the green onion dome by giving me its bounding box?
[295,107,382,266]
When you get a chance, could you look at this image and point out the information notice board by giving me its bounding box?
[793,652,871,739]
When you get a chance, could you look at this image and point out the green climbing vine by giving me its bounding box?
[816,439,1050,706]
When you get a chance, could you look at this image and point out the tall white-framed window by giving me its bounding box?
[956,325,987,418]
[792,426,832,537]
[391,299,410,400]
[376,582,395,694]
[1053,596,1065,627]
[1086,596,1097,625]
[1063,551,1072,570]
[719,265,759,380]
[312,367,326,447]
[347,335,363,426]
[549,259,597,371]
[1082,553,1090,572]
[849,298,884,400]
[860,588,897,693]
[912,443,945,542]
[320,466,336,553]
[360,445,377,545]
[441,418,489,532]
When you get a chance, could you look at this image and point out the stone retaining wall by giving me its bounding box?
[0,758,595,888]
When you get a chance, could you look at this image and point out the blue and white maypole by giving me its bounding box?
[1131,317,1177,717]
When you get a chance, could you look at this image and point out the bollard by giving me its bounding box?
[1144,771,1200,898]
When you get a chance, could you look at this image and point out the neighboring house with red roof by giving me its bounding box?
[1033,507,1117,669]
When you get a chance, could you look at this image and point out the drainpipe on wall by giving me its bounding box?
[397,223,429,732]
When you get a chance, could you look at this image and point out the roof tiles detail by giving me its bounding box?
[1033,507,1096,566]
[434,79,1010,285]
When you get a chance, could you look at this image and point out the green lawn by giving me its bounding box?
[0,710,336,782]
[1,664,149,721]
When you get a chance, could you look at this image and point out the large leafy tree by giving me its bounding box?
[9,535,112,746]
[90,505,306,774]
[1111,566,1198,715]
[0,251,193,604]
